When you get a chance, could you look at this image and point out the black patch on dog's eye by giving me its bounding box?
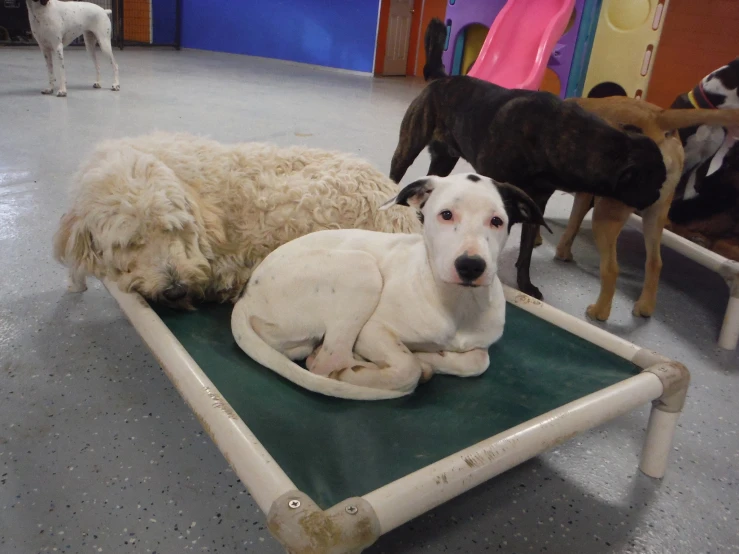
[622,124,643,134]
[467,174,481,182]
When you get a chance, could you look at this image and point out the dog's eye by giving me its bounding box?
[440,210,453,221]
[491,216,503,228]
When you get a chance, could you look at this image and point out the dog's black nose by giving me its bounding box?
[162,283,188,301]
[455,255,486,283]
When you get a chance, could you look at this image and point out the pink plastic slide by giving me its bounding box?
[467,0,575,91]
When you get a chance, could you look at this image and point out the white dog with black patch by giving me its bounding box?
[26,0,120,97]
[231,173,549,400]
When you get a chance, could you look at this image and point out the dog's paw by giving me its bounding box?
[534,232,543,248]
[586,303,610,322]
[554,245,574,262]
[686,234,711,249]
[519,283,543,301]
[111,85,120,91]
[632,300,654,318]
[56,90,67,98]
[67,281,88,293]
[41,88,53,95]
[305,346,322,371]
[93,82,101,89]
[419,361,434,384]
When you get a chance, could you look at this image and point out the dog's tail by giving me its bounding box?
[656,108,739,132]
[231,303,410,401]
[104,9,112,16]
[423,18,448,82]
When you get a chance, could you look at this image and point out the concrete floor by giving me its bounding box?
[0,46,737,554]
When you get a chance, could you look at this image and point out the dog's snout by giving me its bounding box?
[162,283,188,301]
[454,255,486,283]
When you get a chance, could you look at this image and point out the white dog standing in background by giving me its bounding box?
[232,174,549,401]
[26,0,120,96]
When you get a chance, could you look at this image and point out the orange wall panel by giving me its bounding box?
[123,0,151,44]
[647,0,739,108]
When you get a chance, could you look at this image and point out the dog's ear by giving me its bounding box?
[379,177,434,211]
[495,181,552,233]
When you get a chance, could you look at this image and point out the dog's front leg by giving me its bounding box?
[515,190,552,300]
[53,45,67,97]
[41,49,55,94]
[556,193,594,262]
[414,349,489,378]
[516,222,543,299]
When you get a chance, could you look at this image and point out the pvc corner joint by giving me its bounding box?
[642,362,691,414]
[719,260,739,296]
[267,490,380,554]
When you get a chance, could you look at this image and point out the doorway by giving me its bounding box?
[375,0,426,76]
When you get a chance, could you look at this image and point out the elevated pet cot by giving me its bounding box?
[626,214,739,351]
[103,278,690,554]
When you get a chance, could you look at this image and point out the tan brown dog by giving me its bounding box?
[554,97,739,321]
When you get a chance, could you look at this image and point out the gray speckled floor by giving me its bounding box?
[0,47,736,554]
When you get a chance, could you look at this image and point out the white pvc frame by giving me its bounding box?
[626,213,739,350]
[103,279,689,554]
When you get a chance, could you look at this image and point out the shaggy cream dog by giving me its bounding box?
[53,132,421,309]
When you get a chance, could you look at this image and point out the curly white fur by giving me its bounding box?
[53,132,421,308]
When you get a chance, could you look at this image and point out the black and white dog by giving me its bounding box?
[669,59,739,222]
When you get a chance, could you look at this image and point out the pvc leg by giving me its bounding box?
[639,407,680,479]
[718,285,739,350]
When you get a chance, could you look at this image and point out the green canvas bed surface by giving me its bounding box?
[105,280,689,552]
[153,301,640,510]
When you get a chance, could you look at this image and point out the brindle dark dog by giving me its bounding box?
[389,18,666,300]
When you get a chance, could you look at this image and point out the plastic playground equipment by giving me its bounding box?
[466,0,576,90]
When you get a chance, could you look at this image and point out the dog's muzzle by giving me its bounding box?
[455,254,486,285]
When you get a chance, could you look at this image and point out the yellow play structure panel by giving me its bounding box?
[583,0,670,99]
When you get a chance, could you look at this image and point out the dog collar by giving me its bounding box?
[688,82,717,109]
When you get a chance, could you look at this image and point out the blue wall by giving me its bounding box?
[180,0,381,73]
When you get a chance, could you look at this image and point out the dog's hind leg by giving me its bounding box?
[84,31,101,88]
[633,197,671,318]
[41,48,55,94]
[390,96,434,183]
[281,251,383,378]
[342,323,425,394]
[53,45,67,97]
[97,34,120,91]
[427,140,459,177]
[515,190,553,300]
[556,193,595,261]
[586,198,633,321]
